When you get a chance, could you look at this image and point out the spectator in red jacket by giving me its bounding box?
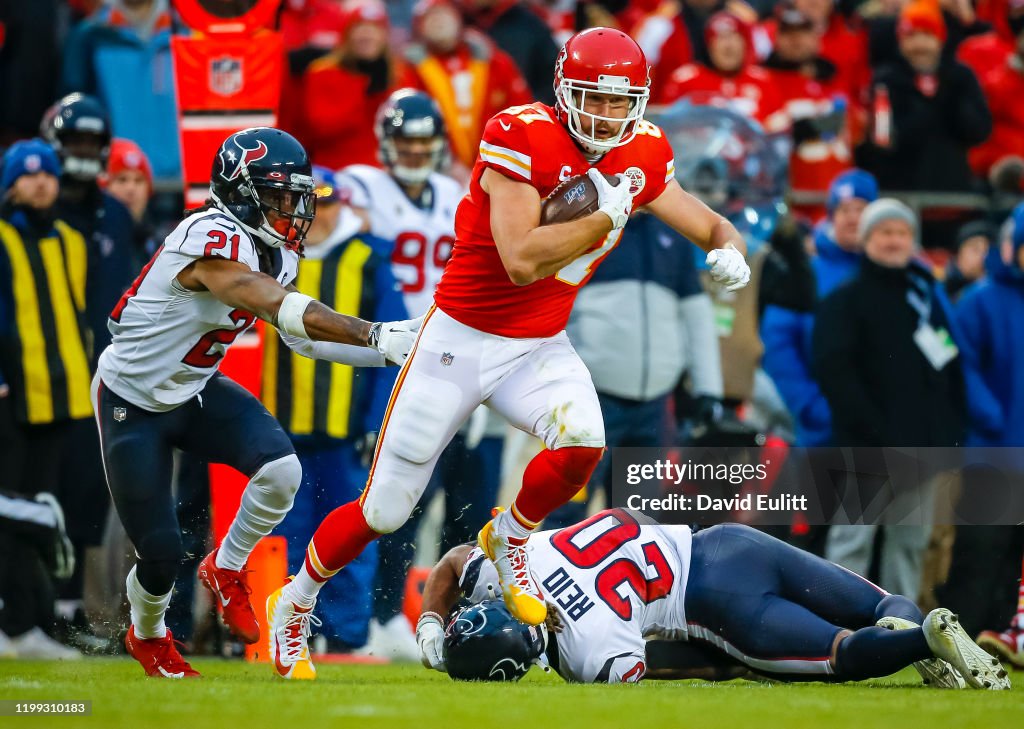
[632,0,760,97]
[762,0,857,220]
[969,1,1024,181]
[398,0,530,172]
[656,11,782,130]
[760,0,870,107]
[300,0,398,169]
[277,0,351,143]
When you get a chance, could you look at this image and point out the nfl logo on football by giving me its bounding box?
[209,56,243,97]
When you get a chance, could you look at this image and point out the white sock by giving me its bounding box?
[282,567,321,609]
[126,565,171,640]
[494,507,533,541]
[217,456,301,571]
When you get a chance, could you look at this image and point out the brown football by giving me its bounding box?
[540,172,619,225]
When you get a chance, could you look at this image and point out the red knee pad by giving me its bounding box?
[549,446,604,490]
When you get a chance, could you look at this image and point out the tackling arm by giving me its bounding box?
[179,258,371,345]
[483,168,614,286]
[417,544,475,672]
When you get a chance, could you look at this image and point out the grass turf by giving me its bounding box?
[1,659,1021,729]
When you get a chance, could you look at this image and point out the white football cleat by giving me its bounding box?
[267,584,319,680]
[923,609,1011,690]
[0,629,17,659]
[876,616,965,688]
[9,627,81,660]
[357,616,419,662]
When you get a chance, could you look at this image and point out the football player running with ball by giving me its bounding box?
[268,28,751,680]
[93,128,420,678]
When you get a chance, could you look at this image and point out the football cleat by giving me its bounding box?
[977,627,1024,669]
[923,609,1011,689]
[197,549,259,644]
[267,583,319,680]
[124,626,199,678]
[876,616,965,688]
[477,508,546,626]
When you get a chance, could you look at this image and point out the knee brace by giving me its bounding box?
[249,454,302,510]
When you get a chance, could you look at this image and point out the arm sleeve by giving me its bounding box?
[679,293,723,398]
[943,65,992,146]
[953,291,1004,438]
[810,290,886,444]
[761,305,832,436]
[278,332,386,367]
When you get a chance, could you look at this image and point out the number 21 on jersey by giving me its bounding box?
[555,228,624,286]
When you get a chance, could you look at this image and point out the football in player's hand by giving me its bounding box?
[540,172,618,225]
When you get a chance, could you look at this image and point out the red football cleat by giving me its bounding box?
[125,626,200,678]
[977,627,1024,669]
[197,549,259,644]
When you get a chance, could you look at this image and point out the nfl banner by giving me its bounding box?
[171,32,283,206]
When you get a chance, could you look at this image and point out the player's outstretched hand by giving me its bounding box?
[416,612,447,672]
[369,315,424,365]
[587,169,632,230]
[706,243,751,291]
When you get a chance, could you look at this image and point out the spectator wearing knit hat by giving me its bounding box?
[761,169,878,448]
[944,219,993,300]
[857,0,991,194]
[0,139,92,660]
[103,138,158,261]
[812,197,968,599]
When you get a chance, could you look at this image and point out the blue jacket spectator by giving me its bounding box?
[760,169,878,446]
[954,204,1024,446]
[60,1,180,181]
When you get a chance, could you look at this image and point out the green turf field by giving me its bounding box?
[1,660,1021,729]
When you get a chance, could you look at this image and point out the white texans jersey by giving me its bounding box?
[97,209,297,412]
[460,509,692,684]
[344,164,464,317]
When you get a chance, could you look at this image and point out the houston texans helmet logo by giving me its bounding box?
[219,137,269,182]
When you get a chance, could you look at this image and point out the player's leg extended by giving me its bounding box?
[176,373,299,645]
[272,309,481,677]
[484,335,606,625]
[92,377,198,678]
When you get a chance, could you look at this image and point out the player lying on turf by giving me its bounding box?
[93,127,421,678]
[416,509,1010,689]
[266,26,751,681]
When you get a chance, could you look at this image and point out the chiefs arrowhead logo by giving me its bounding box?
[219,138,269,182]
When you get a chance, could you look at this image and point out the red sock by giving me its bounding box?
[1015,555,1024,630]
[302,500,380,582]
[512,446,603,527]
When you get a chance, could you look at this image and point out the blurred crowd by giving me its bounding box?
[0,0,1021,668]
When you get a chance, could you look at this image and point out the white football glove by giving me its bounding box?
[368,314,424,365]
[416,612,446,672]
[587,169,633,230]
[706,243,751,292]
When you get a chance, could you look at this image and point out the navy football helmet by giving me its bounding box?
[376,89,448,186]
[39,93,111,182]
[210,127,316,249]
[444,600,547,682]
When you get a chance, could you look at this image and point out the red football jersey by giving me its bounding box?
[434,103,675,338]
